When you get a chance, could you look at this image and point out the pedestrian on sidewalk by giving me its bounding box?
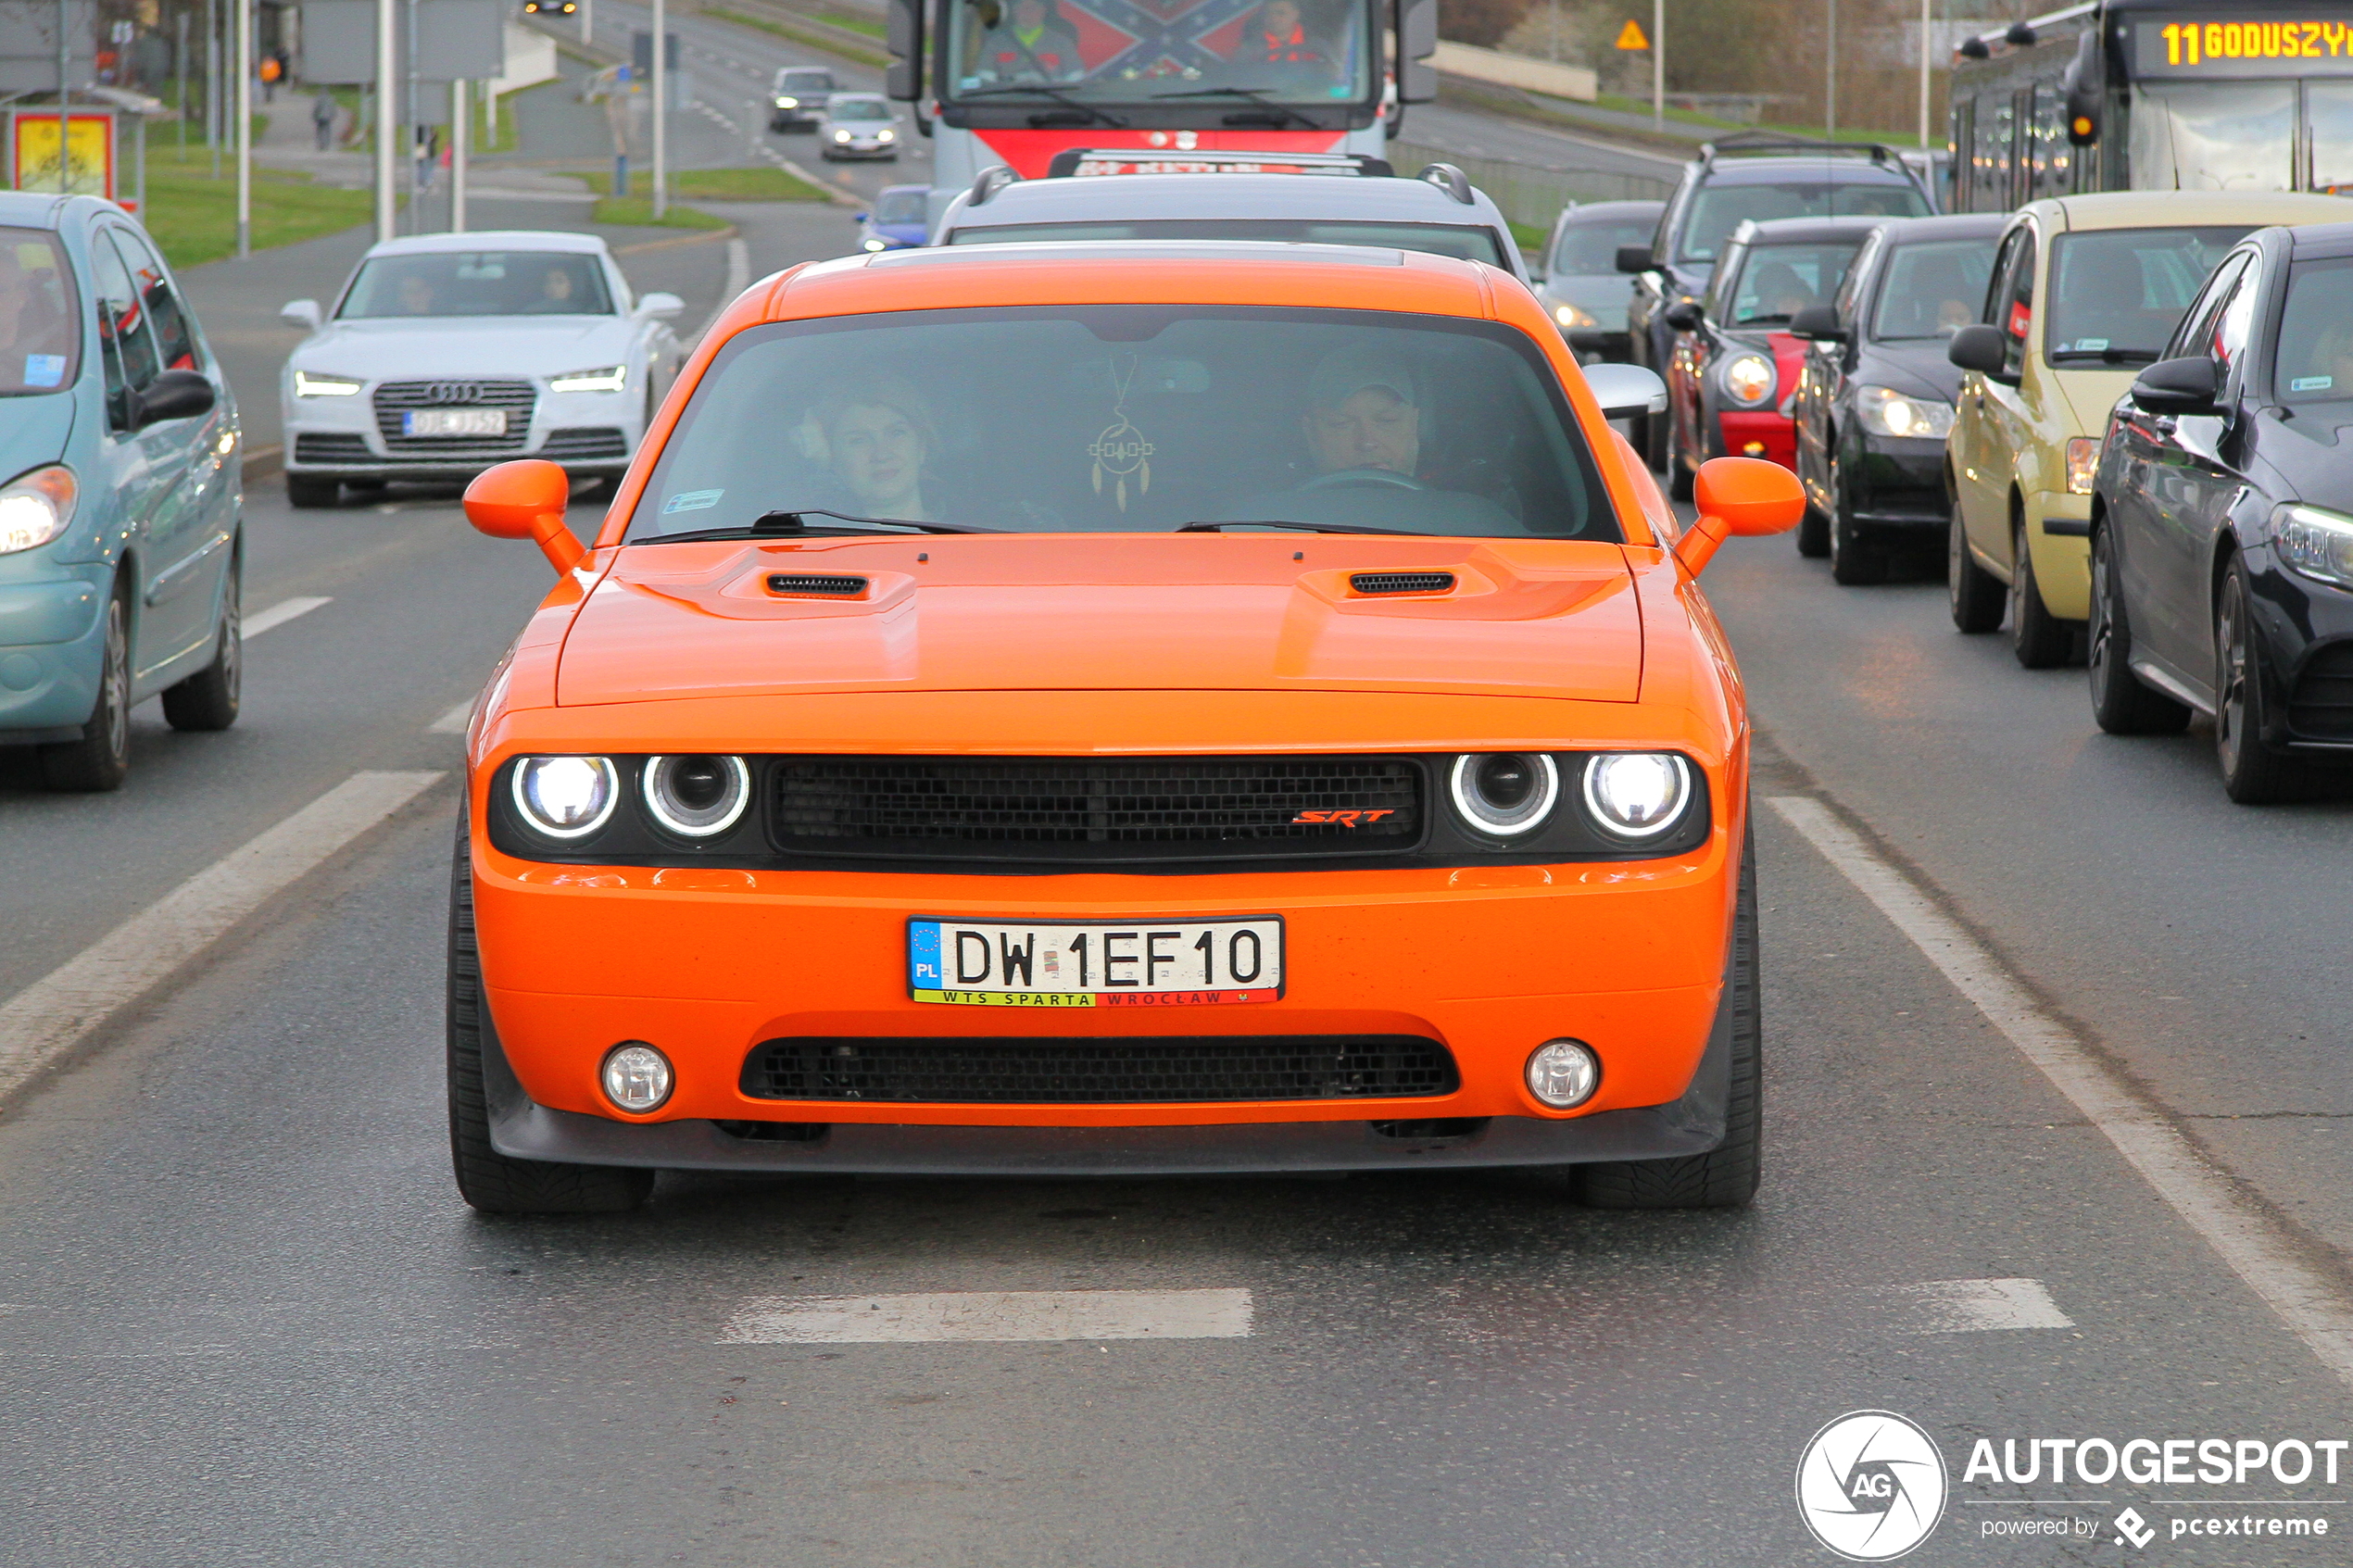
[312,87,336,150]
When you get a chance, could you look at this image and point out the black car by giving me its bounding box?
[2089,219,2353,803]
[1616,134,1934,472]
[1788,212,2002,583]
[1659,215,1875,503]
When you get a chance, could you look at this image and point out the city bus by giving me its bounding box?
[880,0,1437,217]
[1948,0,2353,211]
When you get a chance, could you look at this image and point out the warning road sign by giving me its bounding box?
[1615,18,1650,49]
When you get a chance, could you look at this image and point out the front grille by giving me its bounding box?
[2291,641,2353,740]
[373,378,535,456]
[771,755,1423,863]
[293,433,371,463]
[767,573,869,596]
[539,426,630,461]
[1351,571,1456,595]
[741,1035,1459,1103]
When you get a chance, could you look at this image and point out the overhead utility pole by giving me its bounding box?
[1651,0,1662,131]
[1825,0,1837,137]
[234,0,251,254]
[374,0,396,241]
[651,0,667,219]
[450,79,467,232]
[1919,0,1932,148]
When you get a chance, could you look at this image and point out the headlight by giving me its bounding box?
[862,238,888,251]
[833,128,852,142]
[1581,753,1692,840]
[2275,504,2353,591]
[511,755,620,839]
[0,464,76,555]
[1449,752,1558,836]
[1553,302,1599,329]
[1721,353,1775,408]
[877,128,896,142]
[642,754,750,837]
[2065,436,2098,495]
[774,95,799,107]
[293,369,362,397]
[549,364,626,394]
[1856,384,1955,440]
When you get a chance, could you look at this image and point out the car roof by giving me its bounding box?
[2286,220,2353,261]
[1866,212,2006,244]
[1692,157,1922,188]
[827,92,887,104]
[0,190,87,229]
[362,228,609,257]
[946,171,1510,228]
[1556,200,1664,224]
[2032,191,2353,233]
[1733,215,1882,245]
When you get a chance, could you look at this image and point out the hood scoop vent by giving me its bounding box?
[767,573,870,597]
[1350,571,1456,596]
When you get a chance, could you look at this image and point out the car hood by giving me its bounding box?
[2045,363,2139,436]
[1852,341,1959,403]
[288,316,635,382]
[0,393,76,473]
[556,533,1645,707]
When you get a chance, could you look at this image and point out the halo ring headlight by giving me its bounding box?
[642,754,751,838]
[1449,753,1558,837]
[1581,753,1692,840]
[510,755,620,840]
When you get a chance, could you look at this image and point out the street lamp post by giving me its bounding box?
[233,0,250,255]
[374,0,396,241]
[1651,0,1662,132]
[651,0,667,220]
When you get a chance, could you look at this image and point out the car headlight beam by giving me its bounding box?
[511,755,621,839]
[1581,753,1692,840]
[833,128,853,142]
[1856,383,1955,441]
[1721,353,1775,408]
[2276,503,2353,591]
[293,369,363,397]
[1449,753,1559,837]
[643,754,751,837]
[0,464,77,556]
[1553,302,1599,330]
[549,364,627,395]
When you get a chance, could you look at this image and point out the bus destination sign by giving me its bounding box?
[2135,16,2353,77]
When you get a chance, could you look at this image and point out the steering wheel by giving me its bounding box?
[1298,467,1425,493]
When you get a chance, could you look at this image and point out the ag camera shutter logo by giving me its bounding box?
[1796,1411,1948,1561]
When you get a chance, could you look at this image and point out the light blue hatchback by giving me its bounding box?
[0,191,241,791]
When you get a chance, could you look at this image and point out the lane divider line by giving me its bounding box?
[717,1287,1255,1344]
[245,596,333,638]
[1770,795,2353,1392]
[691,236,753,349]
[0,771,444,1110]
[425,698,476,736]
[1881,1278,2074,1335]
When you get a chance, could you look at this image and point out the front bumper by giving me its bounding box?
[2025,490,2093,619]
[1846,435,1949,529]
[283,383,636,481]
[824,143,899,159]
[1715,408,1795,470]
[0,564,108,739]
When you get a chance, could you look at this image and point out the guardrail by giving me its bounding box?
[1387,140,1676,231]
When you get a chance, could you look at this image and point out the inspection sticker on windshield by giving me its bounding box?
[22,354,65,388]
[909,918,1283,1006]
[2295,376,2334,392]
[404,408,505,437]
[664,488,724,514]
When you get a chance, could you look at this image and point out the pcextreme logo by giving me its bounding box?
[1796,1411,1950,1561]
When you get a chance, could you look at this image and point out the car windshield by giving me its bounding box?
[777,69,833,92]
[1679,180,1928,262]
[949,219,1512,269]
[875,190,928,225]
[1725,239,1863,326]
[2045,227,2248,364]
[338,251,614,318]
[941,0,1375,107]
[832,98,890,120]
[1551,217,1655,277]
[0,227,80,395]
[1869,236,1998,340]
[2273,257,2353,405]
[628,306,1614,542]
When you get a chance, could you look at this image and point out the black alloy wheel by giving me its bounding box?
[2213,557,2309,804]
[2086,526,2190,734]
[38,586,131,792]
[1948,504,2004,633]
[2008,510,2074,668]
[1826,449,1888,585]
[162,554,242,732]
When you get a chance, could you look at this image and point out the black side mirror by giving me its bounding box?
[1662,299,1704,332]
[1947,324,2008,377]
[2131,355,2221,415]
[132,369,216,430]
[1616,245,1655,276]
[1789,303,1846,342]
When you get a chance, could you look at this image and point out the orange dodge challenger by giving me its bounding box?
[449,240,1801,1214]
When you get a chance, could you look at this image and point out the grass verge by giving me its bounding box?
[700,3,890,68]
[139,130,374,270]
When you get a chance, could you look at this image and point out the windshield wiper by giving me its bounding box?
[2048,346,2161,365]
[956,83,1126,126]
[1176,520,1428,535]
[644,509,1001,543]
[1149,85,1317,128]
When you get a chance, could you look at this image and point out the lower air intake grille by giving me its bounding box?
[1351,571,1456,595]
[767,573,869,596]
[741,1035,1459,1103]
[293,433,371,463]
[539,427,630,461]
[2291,641,2353,741]
[771,755,1422,864]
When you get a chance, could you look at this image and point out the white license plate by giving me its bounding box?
[909,917,1283,1009]
[403,408,506,437]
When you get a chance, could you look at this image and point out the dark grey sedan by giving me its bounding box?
[1536,200,1662,364]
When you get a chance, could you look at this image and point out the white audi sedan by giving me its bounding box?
[277,231,683,507]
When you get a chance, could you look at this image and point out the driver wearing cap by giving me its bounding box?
[1303,344,1421,478]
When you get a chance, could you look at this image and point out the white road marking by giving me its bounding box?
[425,698,476,735]
[1884,1278,2074,1334]
[717,1288,1255,1344]
[1772,795,2353,1392]
[244,596,332,637]
[692,236,752,348]
[0,771,444,1108]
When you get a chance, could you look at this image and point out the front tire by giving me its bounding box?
[448,817,656,1214]
[2087,526,2190,734]
[2214,557,2309,804]
[162,554,242,732]
[1574,830,1760,1210]
[1826,452,1887,585]
[39,586,131,792]
[1948,504,2003,633]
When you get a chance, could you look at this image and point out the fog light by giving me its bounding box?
[602,1042,673,1111]
[1526,1039,1600,1108]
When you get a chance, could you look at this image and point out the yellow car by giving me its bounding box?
[1944,192,2346,667]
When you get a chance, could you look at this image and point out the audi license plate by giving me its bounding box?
[403,408,506,437]
[909,917,1283,1008]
